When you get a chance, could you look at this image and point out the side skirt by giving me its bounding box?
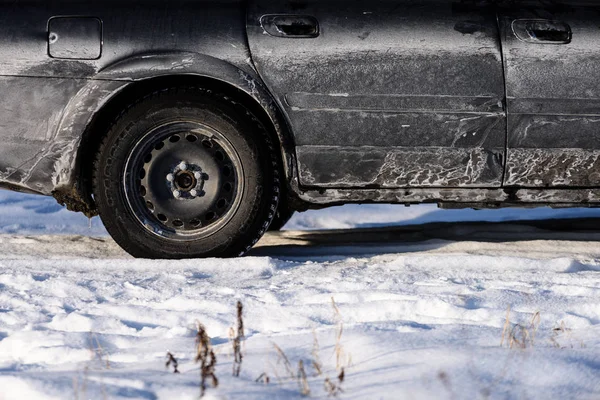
[296,187,600,209]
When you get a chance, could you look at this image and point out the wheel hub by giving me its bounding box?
[124,122,242,239]
[166,161,206,200]
[176,171,195,190]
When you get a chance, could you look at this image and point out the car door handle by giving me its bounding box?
[512,19,572,44]
[260,15,320,38]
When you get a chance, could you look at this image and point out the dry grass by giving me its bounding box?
[273,342,295,379]
[331,297,351,370]
[73,332,110,400]
[151,299,352,397]
[195,323,219,397]
[313,298,350,397]
[89,331,110,369]
[72,366,89,400]
[311,329,323,377]
[298,360,310,396]
[89,332,109,400]
[255,372,270,384]
[72,371,83,400]
[324,369,345,397]
[265,298,351,397]
[232,301,244,377]
[500,306,541,349]
[499,307,587,350]
[551,321,576,348]
[437,371,455,399]
[166,352,180,374]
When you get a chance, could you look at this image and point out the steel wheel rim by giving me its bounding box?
[123,121,244,241]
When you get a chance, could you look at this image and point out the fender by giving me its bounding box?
[40,52,297,213]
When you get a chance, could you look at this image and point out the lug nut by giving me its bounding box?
[190,189,198,197]
[166,173,174,182]
[173,190,181,198]
[194,171,202,179]
[179,162,187,171]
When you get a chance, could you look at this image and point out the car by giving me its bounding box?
[0,0,598,259]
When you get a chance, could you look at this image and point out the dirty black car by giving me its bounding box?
[2,0,598,258]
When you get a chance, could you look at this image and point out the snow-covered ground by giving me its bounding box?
[4,189,600,235]
[0,192,599,399]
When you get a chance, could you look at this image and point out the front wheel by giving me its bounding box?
[93,87,280,259]
[268,203,295,231]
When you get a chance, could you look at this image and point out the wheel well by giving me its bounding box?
[74,75,291,214]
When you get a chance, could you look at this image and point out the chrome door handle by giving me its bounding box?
[260,15,319,38]
[512,19,572,44]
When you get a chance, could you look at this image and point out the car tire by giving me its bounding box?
[268,203,295,231]
[93,87,279,259]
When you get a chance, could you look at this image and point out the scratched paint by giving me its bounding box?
[297,146,503,188]
[248,0,506,189]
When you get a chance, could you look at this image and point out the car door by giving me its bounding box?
[247,0,506,189]
[499,1,600,187]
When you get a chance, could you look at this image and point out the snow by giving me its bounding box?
[0,192,599,399]
[0,191,106,236]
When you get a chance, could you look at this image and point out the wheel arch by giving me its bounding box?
[53,53,297,216]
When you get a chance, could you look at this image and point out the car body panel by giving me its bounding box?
[0,0,294,198]
[298,186,600,208]
[47,53,294,197]
[0,0,598,212]
[499,1,600,187]
[247,0,506,189]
